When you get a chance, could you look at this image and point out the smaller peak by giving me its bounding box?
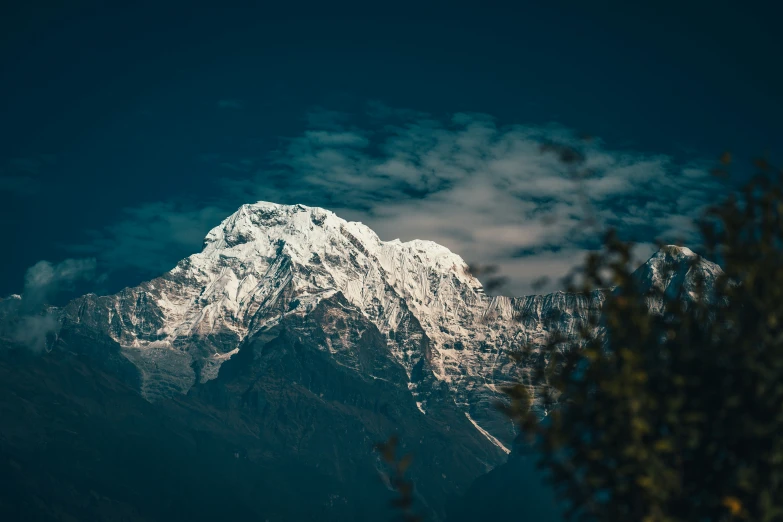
[244,201,341,221]
[5,294,22,300]
[247,200,286,210]
[246,201,326,214]
[657,245,697,257]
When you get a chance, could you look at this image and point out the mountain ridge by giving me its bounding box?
[0,201,724,521]
[6,201,723,450]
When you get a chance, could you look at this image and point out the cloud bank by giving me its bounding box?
[73,105,725,295]
[9,258,98,352]
[12,314,60,353]
[21,258,98,311]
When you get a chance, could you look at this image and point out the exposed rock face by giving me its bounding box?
[447,246,726,522]
[0,201,724,521]
[57,203,723,448]
[633,245,725,312]
[58,202,521,450]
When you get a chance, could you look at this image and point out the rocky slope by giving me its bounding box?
[58,202,533,450]
[0,202,723,521]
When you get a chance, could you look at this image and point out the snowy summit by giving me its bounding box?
[59,202,721,451]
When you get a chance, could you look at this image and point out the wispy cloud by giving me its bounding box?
[7,257,98,352]
[12,314,60,353]
[20,258,98,311]
[225,107,721,293]
[68,104,725,295]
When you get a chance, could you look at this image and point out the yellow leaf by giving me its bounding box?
[722,496,742,516]
[753,157,770,171]
[636,475,654,489]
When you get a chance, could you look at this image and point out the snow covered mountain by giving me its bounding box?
[1,201,725,521]
[633,244,725,312]
[62,202,518,449]
[59,202,723,452]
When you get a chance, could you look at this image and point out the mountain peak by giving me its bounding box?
[59,201,541,449]
[634,244,723,306]
[198,201,472,291]
[53,202,725,454]
[656,244,698,258]
[79,201,500,392]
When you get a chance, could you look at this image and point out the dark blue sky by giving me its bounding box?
[1,1,781,299]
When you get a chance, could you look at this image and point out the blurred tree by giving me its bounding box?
[375,435,422,522]
[502,155,783,521]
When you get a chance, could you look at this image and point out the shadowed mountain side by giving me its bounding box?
[187,292,507,519]
[0,347,349,522]
[446,443,563,522]
[0,204,723,521]
[0,291,505,521]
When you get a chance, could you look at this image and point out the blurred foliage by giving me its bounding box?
[375,435,422,522]
[501,154,783,521]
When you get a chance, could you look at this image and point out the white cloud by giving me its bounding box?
[13,314,59,353]
[247,108,720,293]
[72,104,724,296]
[11,257,98,352]
[21,258,97,310]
